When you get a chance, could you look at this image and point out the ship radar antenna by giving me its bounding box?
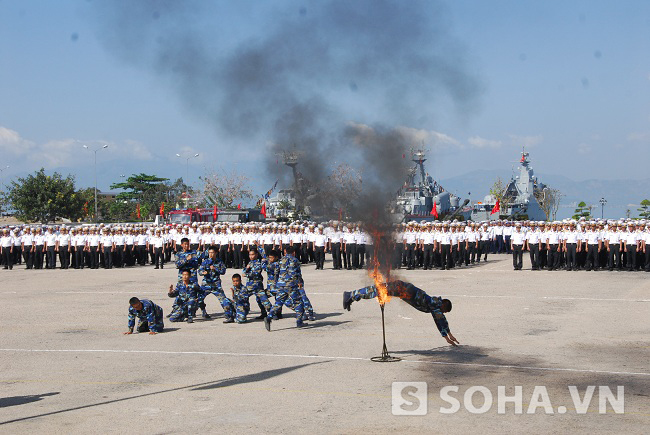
[409,146,430,186]
[275,146,305,210]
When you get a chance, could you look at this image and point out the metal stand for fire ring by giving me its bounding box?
[371,303,401,363]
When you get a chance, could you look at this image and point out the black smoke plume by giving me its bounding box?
[94,0,482,263]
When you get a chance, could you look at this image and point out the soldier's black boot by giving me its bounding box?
[343,291,353,311]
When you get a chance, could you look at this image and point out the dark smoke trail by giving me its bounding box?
[93,0,482,272]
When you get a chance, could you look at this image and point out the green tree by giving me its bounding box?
[5,168,84,223]
[572,201,592,220]
[110,173,184,220]
[110,173,169,201]
[77,187,113,221]
[109,200,134,222]
[637,199,650,219]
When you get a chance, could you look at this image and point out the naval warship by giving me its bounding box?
[391,149,466,222]
[470,151,547,221]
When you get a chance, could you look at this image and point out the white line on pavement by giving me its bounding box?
[55,292,161,294]
[40,292,649,302]
[1,348,648,377]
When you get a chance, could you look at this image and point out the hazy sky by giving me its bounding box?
[1,0,649,200]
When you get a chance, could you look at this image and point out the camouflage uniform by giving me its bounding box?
[232,283,250,323]
[175,249,202,285]
[243,245,272,314]
[298,287,315,320]
[268,253,305,326]
[264,256,287,318]
[265,258,280,297]
[128,299,164,333]
[349,280,450,337]
[198,256,234,321]
[168,282,200,322]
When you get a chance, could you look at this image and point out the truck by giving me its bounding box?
[165,208,264,226]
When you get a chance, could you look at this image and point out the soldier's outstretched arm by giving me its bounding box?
[445,333,459,346]
[431,310,458,346]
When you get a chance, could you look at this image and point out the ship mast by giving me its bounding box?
[276,148,304,211]
[410,147,429,187]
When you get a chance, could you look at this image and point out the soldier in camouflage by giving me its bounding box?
[198,245,234,323]
[124,297,164,334]
[230,273,250,324]
[243,243,273,319]
[175,237,202,285]
[264,245,307,331]
[264,248,284,319]
[342,280,459,346]
[168,269,200,323]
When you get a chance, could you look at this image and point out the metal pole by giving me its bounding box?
[371,303,401,363]
[94,150,98,222]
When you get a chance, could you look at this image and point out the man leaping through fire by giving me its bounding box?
[342,280,460,346]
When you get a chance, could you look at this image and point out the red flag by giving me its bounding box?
[213,205,217,220]
[520,153,525,163]
[432,201,438,219]
[260,203,267,218]
[339,208,343,221]
[237,203,241,210]
[402,153,405,159]
[491,199,500,215]
[136,203,141,219]
[159,202,165,216]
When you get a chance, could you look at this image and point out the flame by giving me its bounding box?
[369,229,391,305]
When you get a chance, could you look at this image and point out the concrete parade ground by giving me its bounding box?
[0,255,648,434]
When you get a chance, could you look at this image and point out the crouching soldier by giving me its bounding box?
[231,273,250,324]
[124,297,164,335]
[168,269,199,323]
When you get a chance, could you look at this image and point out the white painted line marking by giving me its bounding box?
[55,292,161,295]
[47,291,650,302]
[444,294,650,302]
[1,348,648,377]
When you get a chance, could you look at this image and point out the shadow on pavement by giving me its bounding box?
[192,361,329,391]
[304,320,352,329]
[0,392,59,408]
[314,312,343,320]
[0,362,327,426]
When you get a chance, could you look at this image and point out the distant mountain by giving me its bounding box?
[440,170,649,220]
